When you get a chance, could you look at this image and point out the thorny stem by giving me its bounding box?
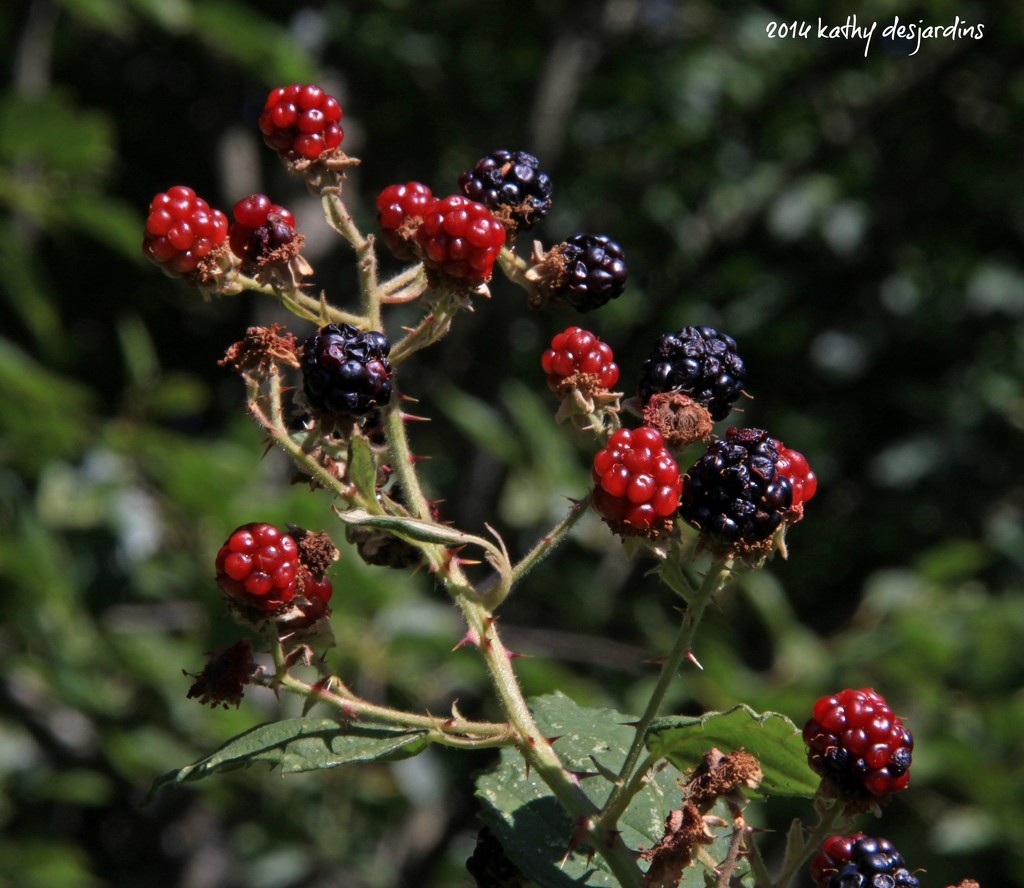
[600,556,735,828]
[715,804,750,888]
[233,273,367,328]
[319,187,382,326]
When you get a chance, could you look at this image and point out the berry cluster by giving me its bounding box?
[555,234,628,312]
[541,327,619,392]
[591,427,683,533]
[679,427,792,547]
[458,149,553,231]
[143,186,228,276]
[259,83,344,160]
[811,834,920,888]
[228,193,297,269]
[376,181,435,259]
[302,323,394,418]
[803,687,913,798]
[215,522,300,613]
[416,194,507,282]
[638,326,746,421]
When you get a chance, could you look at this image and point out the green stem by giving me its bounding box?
[497,245,532,290]
[319,188,382,327]
[600,556,735,827]
[771,800,844,888]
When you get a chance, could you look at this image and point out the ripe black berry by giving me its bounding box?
[679,427,792,546]
[556,234,627,312]
[811,833,920,888]
[638,326,746,421]
[458,149,553,231]
[302,323,394,417]
[803,688,913,798]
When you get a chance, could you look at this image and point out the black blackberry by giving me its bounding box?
[557,234,628,312]
[680,427,792,546]
[458,149,553,230]
[301,323,393,417]
[814,835,920,888]
[638,326,746,421]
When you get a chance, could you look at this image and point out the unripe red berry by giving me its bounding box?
[416,195,506,282]
[803,687,913,799]
[376,182,436,259]
[259,83,344,160]
[215,523,299,613]
[773,439,818,506]
[591,426,682,534]
[542,327,619,390]
[228,193,297,268]
[143,185,228,276]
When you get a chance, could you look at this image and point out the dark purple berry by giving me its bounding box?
[556,234,627,312]
[459,149,553,231]
[302,323,394,417]
[638,325,746,421]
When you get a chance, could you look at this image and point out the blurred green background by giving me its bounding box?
[2,0,1022,885]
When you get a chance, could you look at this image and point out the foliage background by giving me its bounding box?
[2,0,1022,885]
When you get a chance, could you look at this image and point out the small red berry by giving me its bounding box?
[298,570,334,620]
[591,427,683,534]
[773,439,818,506]
[803,688,913,800]
[416,194,506,282]
[542,327,619,390]
[228,193,297,269]
[215,523,299,613]
[143,185,228,275]
[259,83,344,160]
[376,182,436,259]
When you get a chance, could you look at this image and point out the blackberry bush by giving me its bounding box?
[141,79,976,888]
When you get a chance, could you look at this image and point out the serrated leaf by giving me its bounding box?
[474,693,736,886]
[147,718,427,801]
[333,507,499,554]
[347,437,378,506]
[645,704,820,798]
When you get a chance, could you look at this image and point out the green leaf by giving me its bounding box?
[474,693,734,886]
[348,437,379,506]
[645,704,820,798]
[147,718,427,801]
[334,506,499,553]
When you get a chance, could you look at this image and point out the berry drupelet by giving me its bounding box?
[143,185,228,276]
[302,323,394,418]
[679,427,792,547]
[804,688,913,799]
[376,181,436,259]
[259,83,343,160]
[556,234,628,312]
[638,326,746,421]
[773,439,818,507]
[215,522,299,613]
[542,327,619,392]
[592,427,683,535]
[458,149,553,231]
[228,193,297,269]
[416,195,506,282]
[811,834,920,888]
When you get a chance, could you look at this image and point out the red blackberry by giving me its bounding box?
[803,688,913,799]
[638,326,746,422]
[258,83,344,160]
[679,427,792,547]
[556,234,628,312]
[591,426,683,534]
[376,182,436,259]
[772,439,818,506]
[298,570,334,620]
[215,523,299,613]
[228,193,297,269]
[416,195,506,282]
[811,833,920,888]
[143,185,228,276]
[542,327,619,391]
[302,323,394,417]
[458,149,553,231]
